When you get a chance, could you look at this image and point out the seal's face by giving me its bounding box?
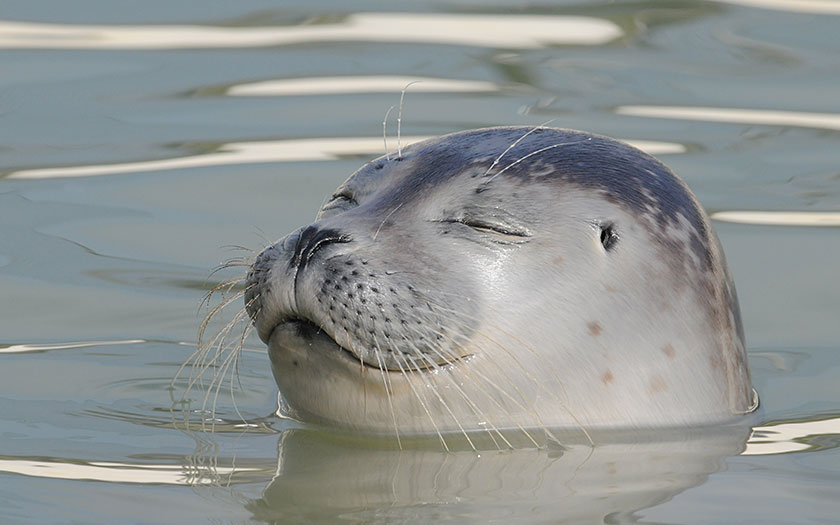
[245,127,754,438]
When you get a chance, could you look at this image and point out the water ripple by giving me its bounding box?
[712,211,840,227]
[0,13,622,50]
[0,339,145,354]
[744,415,840,455]
[617,105,840,131]
[715,0,840,15]
[227,75,501,97]
[8,137,684,179]
[0,457,266,485]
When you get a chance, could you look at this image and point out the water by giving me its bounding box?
[1,1,838,523]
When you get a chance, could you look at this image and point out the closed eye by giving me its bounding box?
[330,192,356,204]
[322,191,357,211]
[439,217,530,238]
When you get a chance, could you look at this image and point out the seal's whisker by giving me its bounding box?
[419,302,589,445]
[205,332,241,432]
[382,105,395,162]
[390,346,449,451]
[198,286,248,334]
[487,141,582,183]
[410,292,591,434]
[414,348,508,451]
[486,141,582,184]
[406,323,538,448]
[199,305,254,430]
[412,329,521,449]
[220,244,257,254]
[194,309,248,399]
[371,342,402,450]
[407,303,551,430]
[227,320,255,425]
[192,309,245,388]
[403,352,476,452]
[483,119,558,178]
[421,300,592,445]
[210,258,252,274]
[372,203,403,242]
[210,261,252,276]
[203,277,242,301]
[185,299,254,403]
[173,296,246,399]
[331,319,402,449]
[396,81,420,159]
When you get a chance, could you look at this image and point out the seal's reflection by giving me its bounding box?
[245,424,751,522]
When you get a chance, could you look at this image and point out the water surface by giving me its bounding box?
[1,1,838,523]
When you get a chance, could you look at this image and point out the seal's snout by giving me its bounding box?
[291,225,352,272]
[244,242,280,327]
[245,224,354,343]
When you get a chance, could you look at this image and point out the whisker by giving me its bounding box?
[397,81,421,159]
[389,342,449,451]
[404,323,537,448]
[372,203,403,242]
[412,346,505,451]
[219,244,257,254]
[419,298,592,446]
[372,345,402,450]
[483,119,558,177]
[486,141,582,184]
[418,341,510,450]
[382,105,395,162]
[405,352,476,451]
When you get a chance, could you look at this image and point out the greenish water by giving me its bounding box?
[1,1,839,523]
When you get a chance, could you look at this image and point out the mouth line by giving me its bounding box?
[269,317,470,373]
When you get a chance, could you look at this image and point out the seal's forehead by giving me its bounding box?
[396,126,707,235]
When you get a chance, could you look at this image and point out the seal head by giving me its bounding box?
[245,127,754,435]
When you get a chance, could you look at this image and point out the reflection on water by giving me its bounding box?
[7,137,684,179]
[715,0,840,14]
[0,339,144,354]
[0,457,262,485]
[0,13,622,50]
[228,76,502,97]
[2,0,839,521]
[712,211,840,227]
[744,416,840,455]
[246,426,751,522]
[617,106,840,131]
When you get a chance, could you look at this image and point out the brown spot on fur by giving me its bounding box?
[662,344,676,358]
[602,370,614,385]
[710,352,723,370]
[553,256,564,265]
[649,376,668,395]
[604,285,617,293]
[588,321,602,337]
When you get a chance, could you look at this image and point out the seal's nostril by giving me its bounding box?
[292,225,352,271]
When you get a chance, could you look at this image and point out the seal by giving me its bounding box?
[244,126,755,442]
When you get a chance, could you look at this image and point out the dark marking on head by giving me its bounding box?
[663,344,676,358]
[359,127,714,271]
[588,321,602,337]
[602,370,614,385]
